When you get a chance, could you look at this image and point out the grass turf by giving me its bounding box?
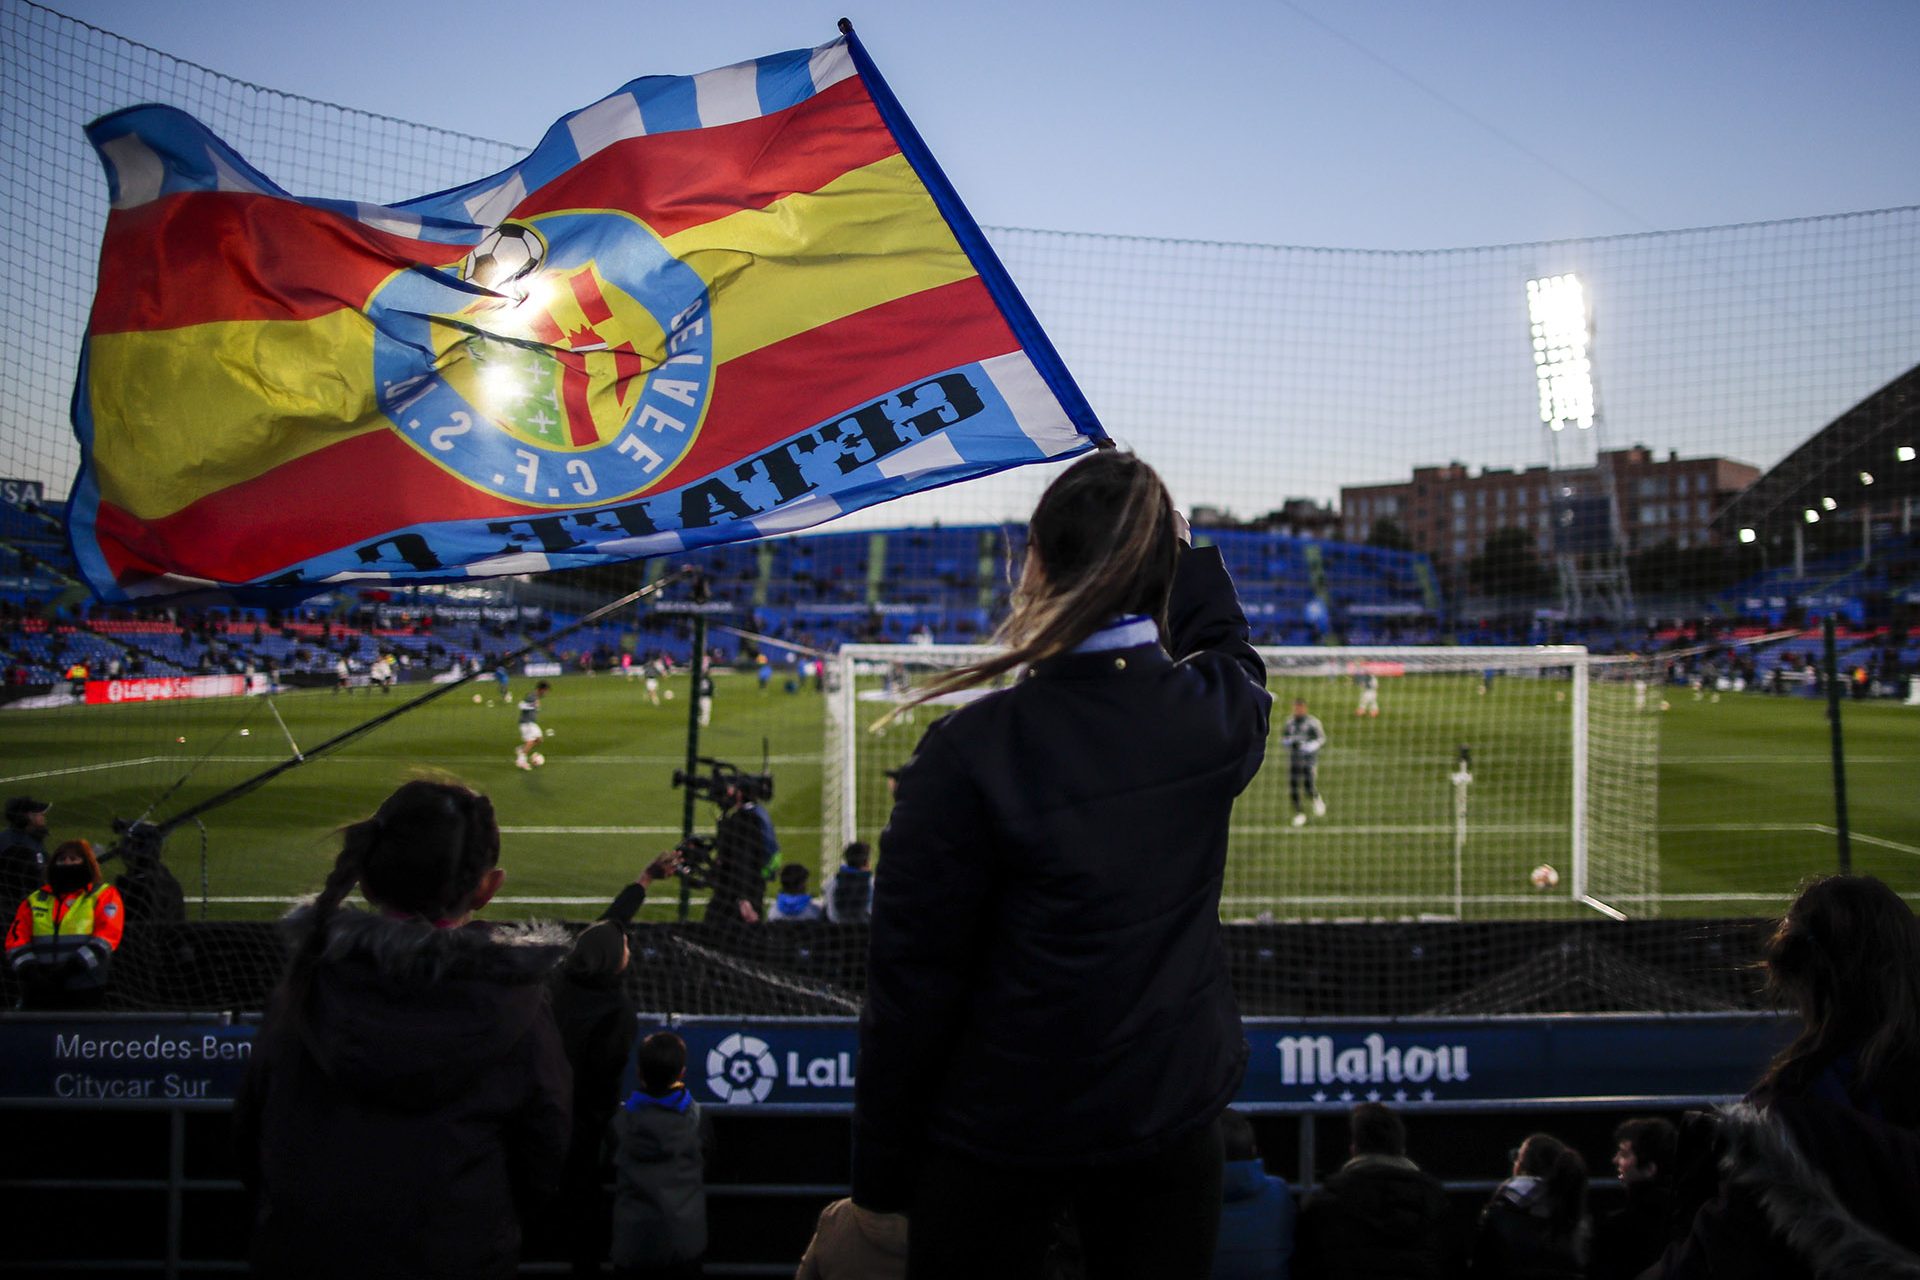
[3,669,1912,922]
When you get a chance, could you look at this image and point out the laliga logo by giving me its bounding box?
[370,211,716,507]
[706,1033,778,1105]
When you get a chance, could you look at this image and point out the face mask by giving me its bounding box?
[48,864,90,895]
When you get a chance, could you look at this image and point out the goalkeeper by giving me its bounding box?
[1281,698,1327,826]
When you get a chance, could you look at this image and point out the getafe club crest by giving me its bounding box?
[370,211,715,506]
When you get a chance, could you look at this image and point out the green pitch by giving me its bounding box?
[3,671,1913,921]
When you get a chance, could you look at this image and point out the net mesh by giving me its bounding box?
[827,644,1660,922]
[2,1,1914,1016]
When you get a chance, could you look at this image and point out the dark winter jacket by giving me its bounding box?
[0,826,44,922]
[1589,1176,1674,1280]
[610,1085,712,1269]
[548,965,637,1170]
[1649,1098,1920,1280]
[1213,1157,1297,1280]
[234,910,573,1280]
[705,802,772,923]
[826,865,873,923]
[1295,1154,1458,1280]
[550,882,648,1173]
[852,546,1271,1209]
[1470,1177,1589,1280]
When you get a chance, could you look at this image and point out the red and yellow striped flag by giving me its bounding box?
[72,26,1102,601]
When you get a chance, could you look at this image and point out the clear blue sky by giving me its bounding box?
[45,0,1920,249]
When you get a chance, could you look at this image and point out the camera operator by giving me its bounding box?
[703,778,778,925]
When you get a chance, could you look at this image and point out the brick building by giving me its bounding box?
[1341,446,1761,570]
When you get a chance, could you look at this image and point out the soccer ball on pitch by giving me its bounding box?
[462,221,547,292]
[664,689,675,700]
[530,752,545,768]
[1529,863,1560,890]
[473,693,483,703]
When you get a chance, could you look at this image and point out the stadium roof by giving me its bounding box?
[1718,364,1920,535]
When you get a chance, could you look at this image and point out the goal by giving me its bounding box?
[823,644,1659,920]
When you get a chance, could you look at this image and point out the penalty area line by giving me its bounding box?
[0,755,171,784]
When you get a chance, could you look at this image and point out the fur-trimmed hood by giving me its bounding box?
[285,906,570,1111]
[1716,1101,1920,1279]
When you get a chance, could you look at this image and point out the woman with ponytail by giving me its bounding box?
[1472,1133,1592,1279]
[234,778,572,1280]
[851,450,1272,1279]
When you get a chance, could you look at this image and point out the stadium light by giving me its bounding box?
[1803,509,1820,523]
[1900,446,1917,463]
[1738,527,1757,543]
[1859,471,1874,485]
[1525,274,1595,431]
[1821,496,1838,511]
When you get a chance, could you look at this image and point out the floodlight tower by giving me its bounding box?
[1526,273,1634,622]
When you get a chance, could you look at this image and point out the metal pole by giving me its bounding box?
[1822,614,1851,874]
[1296,1112,1319,1193]
[1451,747,1472,920]
[679,607,709,923]
[166,1107,185,1280]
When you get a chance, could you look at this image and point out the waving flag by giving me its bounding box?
[70,24,1103,602]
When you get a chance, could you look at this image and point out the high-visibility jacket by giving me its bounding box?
[6,882,124,992]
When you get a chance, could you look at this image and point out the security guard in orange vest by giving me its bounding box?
[6,838,124,1009]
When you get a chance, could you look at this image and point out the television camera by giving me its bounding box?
[669,756,774,890]
[671,756,773,806]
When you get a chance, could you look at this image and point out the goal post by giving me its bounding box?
[824,643,1659,920]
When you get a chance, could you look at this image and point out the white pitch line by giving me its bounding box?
[1810,825,1920,858]
[501,826,823,835]
[193,894,718,906]
[158,754,824,766]
[0,755,171,783]
[1656,822,1826,832]
[1220,893,1549,905]
[1663,756,1910,765]
[1238,824,1566,835]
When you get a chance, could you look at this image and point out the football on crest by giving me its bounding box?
[463,222,546,291]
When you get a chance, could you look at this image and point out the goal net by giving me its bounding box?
[825,643,1659,920]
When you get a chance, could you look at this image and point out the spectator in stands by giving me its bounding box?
[796,1198,908,1279]
[0,795,51,920]
[770,863,822,921]
[233,778,571,1280]
[1470,1133,1590,1279]
[1212,1109,1295,1280]
[547,849,682,1278]
[5,837,124,1010]
[611,1031,712,1280]
[853,451,1270,1279]
[1294,1101,1456,1280]
[1648,874,1920,1278]
[1590,1117,1676,1280]
[824,841,874,924]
